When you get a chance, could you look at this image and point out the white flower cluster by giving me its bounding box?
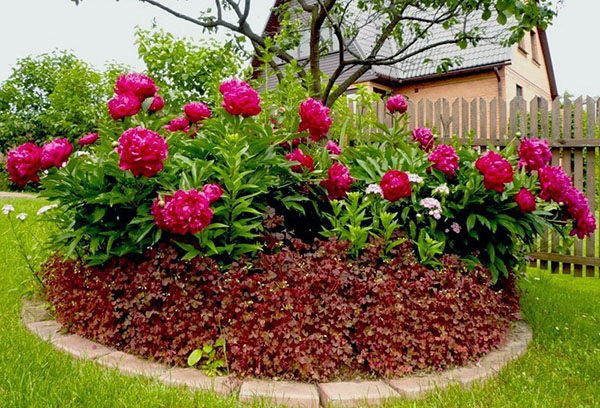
[419,197,442,220]
[433,184,450,195]
[2,204,15,215]
[37,204,58,215]
[407,173,424,184]
[365,184,383,197]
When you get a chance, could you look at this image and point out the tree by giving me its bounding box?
[71,0,557,106]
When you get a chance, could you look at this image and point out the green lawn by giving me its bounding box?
[1,196,599,407]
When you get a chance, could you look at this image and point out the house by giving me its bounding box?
[254,1,558,103]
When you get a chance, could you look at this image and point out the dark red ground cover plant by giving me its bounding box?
[43,234,519,382]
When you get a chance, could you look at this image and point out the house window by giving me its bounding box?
[518,37,527,54]
[516,85,523,98]
[530,31,539,63]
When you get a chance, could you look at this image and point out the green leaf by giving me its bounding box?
[187,350,203,367]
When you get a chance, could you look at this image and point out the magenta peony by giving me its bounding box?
[285,148,315,173]
[151,189,213,235]
[386,95,408,114]
[380,170,411,202]
[428,144,459,178]
[148,95,165,112]
[6,143,42,186]
[320,163,353,200]
[41,138,73,170]
[163,116,190,133]
[219,79,261,117]
[114,73,157,100]
[515,188,536,213]
[563,187,597,238]
[108,93,141,120]
[77,133,99,147]
[538,165,573,203]
[298,98,332,141]
[117,127,168,177]
[184,102,212,123]
[475,151,514,192]
[326,140,342,155]
[202,184,223,204]
[518,138,552,172]
[411,127,435,152]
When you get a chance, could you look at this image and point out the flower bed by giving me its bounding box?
[5,72,595,381]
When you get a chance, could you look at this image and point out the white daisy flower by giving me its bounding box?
[2,204,15,215]
[15,213,28,221]
[37,204,58,216]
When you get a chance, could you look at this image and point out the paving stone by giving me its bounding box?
[239,379,319,408]
[318,381,398,407]
[442,365,490,386]
[388,375,451,400]
[21,298,52,324]
[26,320,62,341]
[51,334,112,360]
[159,367,238,396]
[97,351,169,378]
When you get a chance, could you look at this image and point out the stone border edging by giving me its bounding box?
[0,192,38,199]
[22,297,532,407]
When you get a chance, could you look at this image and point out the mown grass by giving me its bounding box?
[1,196,599,407]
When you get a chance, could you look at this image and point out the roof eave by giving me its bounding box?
[538,29,558,99]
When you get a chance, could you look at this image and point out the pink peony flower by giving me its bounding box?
[151,189,213,235]
[320,163,353,200]
[380,170,412,202]
[475,151,514,192]
[538,165,573,203]
[117,127,168,177]
[41,138,73,170]
[184,102,211,123]
[285,148,315,173]
[108,93,141,120]
[114,73,157,100]
[515,188,537,213]
[202,184,223,204]
[428,144,459,178]
[77,133,99,147]
[219,79,261,117]
[298,98,332,141]
[563,187,597,238]
[386,95,408,114]
[326,140,342,155]
[163,116,190,133]
[411,127,435,152]
[518,138,552,172]
[6,143,42,186]
[148,95,165,112]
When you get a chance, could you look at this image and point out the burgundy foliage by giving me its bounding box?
[43,237,518,382]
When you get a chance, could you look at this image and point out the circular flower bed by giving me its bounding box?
[5,73,595,382]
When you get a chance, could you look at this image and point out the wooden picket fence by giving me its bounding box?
[372,96,600,277]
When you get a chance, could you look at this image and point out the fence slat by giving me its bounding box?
[426,99,433,127]
[499,98,507,139]
[573,97,584,276]
[479,98,488,139]
[417,99,425,127]
[452,98,460,137]
[587,96,598,277]
[539,98,550,269]
[509,97,518,137]
[519,97,527,136]
[550,98,562,273]
[530,97,539,138]
[461,98,469,137]
[562,97,573,274]
[434,99,442,134]
[408,100,416,130]
[470,99,478,138]
[441,98,450,137]
[489,98,498,140]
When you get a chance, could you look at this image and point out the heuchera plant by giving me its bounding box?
[4,72,595,280]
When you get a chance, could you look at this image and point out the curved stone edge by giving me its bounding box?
[22,298,532,408]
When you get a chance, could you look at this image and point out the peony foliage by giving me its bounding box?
[4,72,596,280]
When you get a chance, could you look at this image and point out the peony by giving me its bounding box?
[326,140,342,155]
[41,138,73,170]
[475,151,514,192]
[184,102,212,123]
[380,170,411,202]
[285,148,315,173]
[6,143,42,186]
[202,184,223,204]
[538,165,572,203]
[117,127,168,177]
[148,95,165,112]
[320,163,353,200]
[515,188,537,213]
[108,93,141,120]
[563,187,597,238]
[386,94,408,114]
[151,189,213,235]
[78,133,99,146]
[518,138,552,172]
[298,98,332,141]
[411,127,435,152]
[428,144,459,178]
[114,73,157,100]
[163,116,190,133]
[219,79,261,117]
